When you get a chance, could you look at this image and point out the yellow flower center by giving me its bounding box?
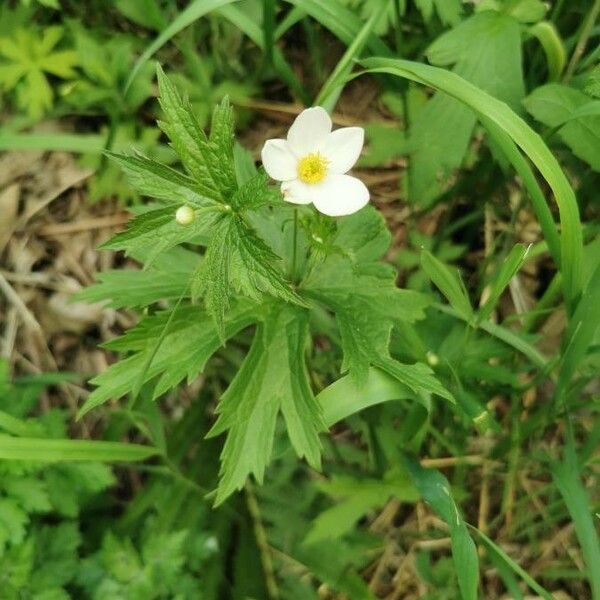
[297,153,329,184]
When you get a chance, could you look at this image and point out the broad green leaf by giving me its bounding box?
[208,304,324,505]
[524,83,600,171]
[421,250,473,321]
[79,301,257,417]
[403,456,479,600]
[479,243,530,321]
[361,57,583,313]
[0,436,159,462]
[409,10,524,205]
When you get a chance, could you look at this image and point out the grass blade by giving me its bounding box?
[421,249,473,322]
[473,527,555,600]
[551,431,600,600]
[479,243,530,322]
[125,0,240,92]
[0,436,160,462]
[361,57,584,315]
[403,455,479,600]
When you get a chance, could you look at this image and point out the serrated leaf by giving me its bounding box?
[303,207,430,384]
[101,206,215,267]
[80,301,257,416]
[230,170,279,211]
[208,304,324,505]
[194,214,304,334]
[156,65,236,200]
[78,247,196,309]
[106,152,214,207]
[374,356,455,403]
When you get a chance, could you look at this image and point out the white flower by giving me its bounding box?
[261,107,369,217]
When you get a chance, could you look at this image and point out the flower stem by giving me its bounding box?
[291,208,299,283]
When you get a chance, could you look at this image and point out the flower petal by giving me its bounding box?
[281,179,314,205]
[311,174,370,217]
[261,139,297,181]
[287,107,332,156]
[320,127,364,173]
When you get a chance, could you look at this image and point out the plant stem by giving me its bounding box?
[563,0,600,82]
[245,481,279,600]
[291,208,299,282]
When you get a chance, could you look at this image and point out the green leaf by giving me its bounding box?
[78,247,196,309]
[194,214,304,334]
[156,65,236,200]
[528,21,566,81]
[0,436,159,462]
[375,357,455,404]
[0,27,77,117]
[208,304,324,505]
[409,10,524,205]
[556,261,600,400]
[403,456,479,600]
[524,83,600,171]
[106,152,214,207]
[101,207,215,267]
[317,367,419,427]
[305,472,418,544]
[474,528,554,600]
[421,249,473,321]
[80,301,257,416]
[304,208,430,384]
[125,0,240,91]
[478,243,530,321]
[551,440,600,600]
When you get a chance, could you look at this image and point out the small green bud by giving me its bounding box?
[426,351,439,367]
[175,205,195,225]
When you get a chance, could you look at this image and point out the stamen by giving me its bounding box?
[297,152,329,184]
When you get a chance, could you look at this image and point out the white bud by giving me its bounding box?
[175,205,195,225]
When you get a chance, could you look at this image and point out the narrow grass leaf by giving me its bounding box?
[421,250,473,321]
[361,57,584,315]
[125,0,239,92]
[551,432,600,600]
[0,436,160,462]
[403,455,479,600]
[479,244,530,322]
[474,528,555,600]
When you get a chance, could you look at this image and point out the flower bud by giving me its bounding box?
[175,205,195,225]
[426,351,439,367]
